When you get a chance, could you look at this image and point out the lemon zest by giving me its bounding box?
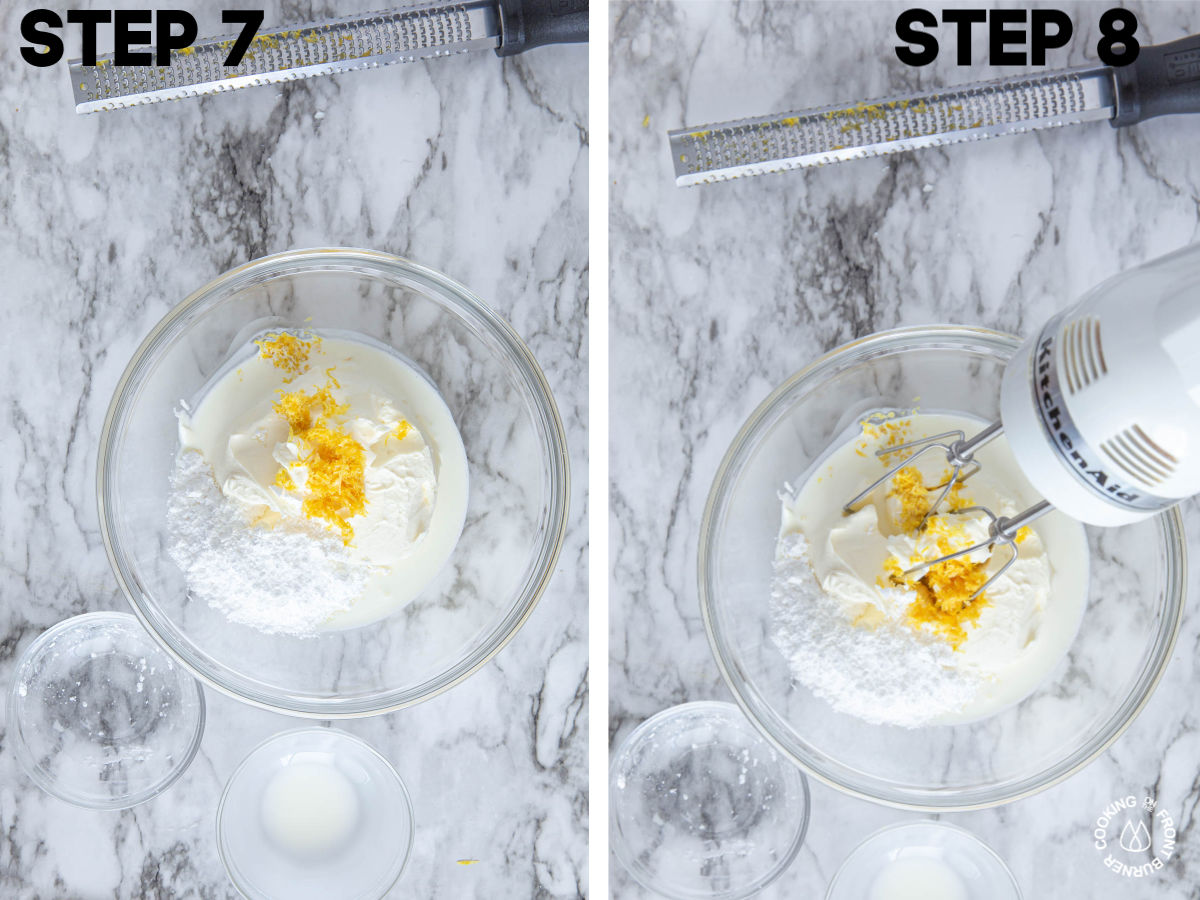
[881,448,995,648]
[889,465,930,532]
[255,331,321,382]
[272,381,364,543]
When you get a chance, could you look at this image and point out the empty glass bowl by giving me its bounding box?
[217,729,413,900]
[98,249,569,716]
[699,326,1185,809]
[826,821,1022,899]
[610,701,810,899]
[7,612,205,809]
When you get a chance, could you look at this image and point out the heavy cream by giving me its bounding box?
[176,329,468,632]
[776,411,1089,724]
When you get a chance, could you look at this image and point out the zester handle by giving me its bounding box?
[1112,33,1200,126]
[496,0,588,57]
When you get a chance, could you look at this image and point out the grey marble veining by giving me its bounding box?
[0,1,587,896]
[610,1,1200,897]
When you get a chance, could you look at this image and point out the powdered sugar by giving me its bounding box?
[166,451,372,637]
[769,531,981,727]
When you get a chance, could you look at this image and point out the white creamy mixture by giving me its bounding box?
[770,411,1089,726]
[869,857,969,900]
[167,329,468,635]
[260,761,361,858]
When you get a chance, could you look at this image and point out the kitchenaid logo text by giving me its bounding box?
[896,7,1139,66]
[1093,794,1176,878]
[19,9,264,67]
[1034,332,1141,505]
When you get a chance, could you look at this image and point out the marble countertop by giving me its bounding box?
[610,1,1200,896]
[0,2,587,897]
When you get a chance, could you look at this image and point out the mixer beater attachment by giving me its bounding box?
[842,420,1055,599]
[843,421,1003,522]
[904,500,1053,600]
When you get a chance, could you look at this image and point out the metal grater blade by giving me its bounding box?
[669,67,1116,186]
[70,1,501,113]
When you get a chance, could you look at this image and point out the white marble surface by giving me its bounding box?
[610,1,1200,896]
[0,1,587,897]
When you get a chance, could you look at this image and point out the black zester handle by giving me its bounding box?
[495,0,588,57]
[1112,33,1200,126]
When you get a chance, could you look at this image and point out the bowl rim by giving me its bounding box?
[215,726,414,900]
[823,819,1023,899]
[97,247,570,718]
[609,700,811,900]
[698,324,1188,811]
[6,610,207,810]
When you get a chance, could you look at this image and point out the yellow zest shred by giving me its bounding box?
[882,449,993,648]
[905,572,989,648]
[889,465,931,532]
[886,521,991,648]
[856,413,913,463]
[274,383,346,428]
[255,331,321,382]
[272,379,365,543]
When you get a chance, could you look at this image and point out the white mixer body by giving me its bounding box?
[1001,243,1200,526]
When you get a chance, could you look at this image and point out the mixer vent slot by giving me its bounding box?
[1100,425,1178,487]
[1061,316,1107,394]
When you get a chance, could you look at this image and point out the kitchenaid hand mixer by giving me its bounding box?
[845,242,1200,596]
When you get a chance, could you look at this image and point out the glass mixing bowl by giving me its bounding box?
[826,821,1022,900]
[98,249,569,717]
[610,702,810,900]
[217,729,414,900]
[8,612,205,809]
[699,326,1186,810]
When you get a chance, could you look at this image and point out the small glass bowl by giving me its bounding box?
[610,701,810,900]
[98,249,570,717]
[217,728,414,900]
[699,326,1185,809]
[826,821,1022,899]
[7,611,205,809]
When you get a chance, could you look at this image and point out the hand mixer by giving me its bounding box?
[844,242,1200,596]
